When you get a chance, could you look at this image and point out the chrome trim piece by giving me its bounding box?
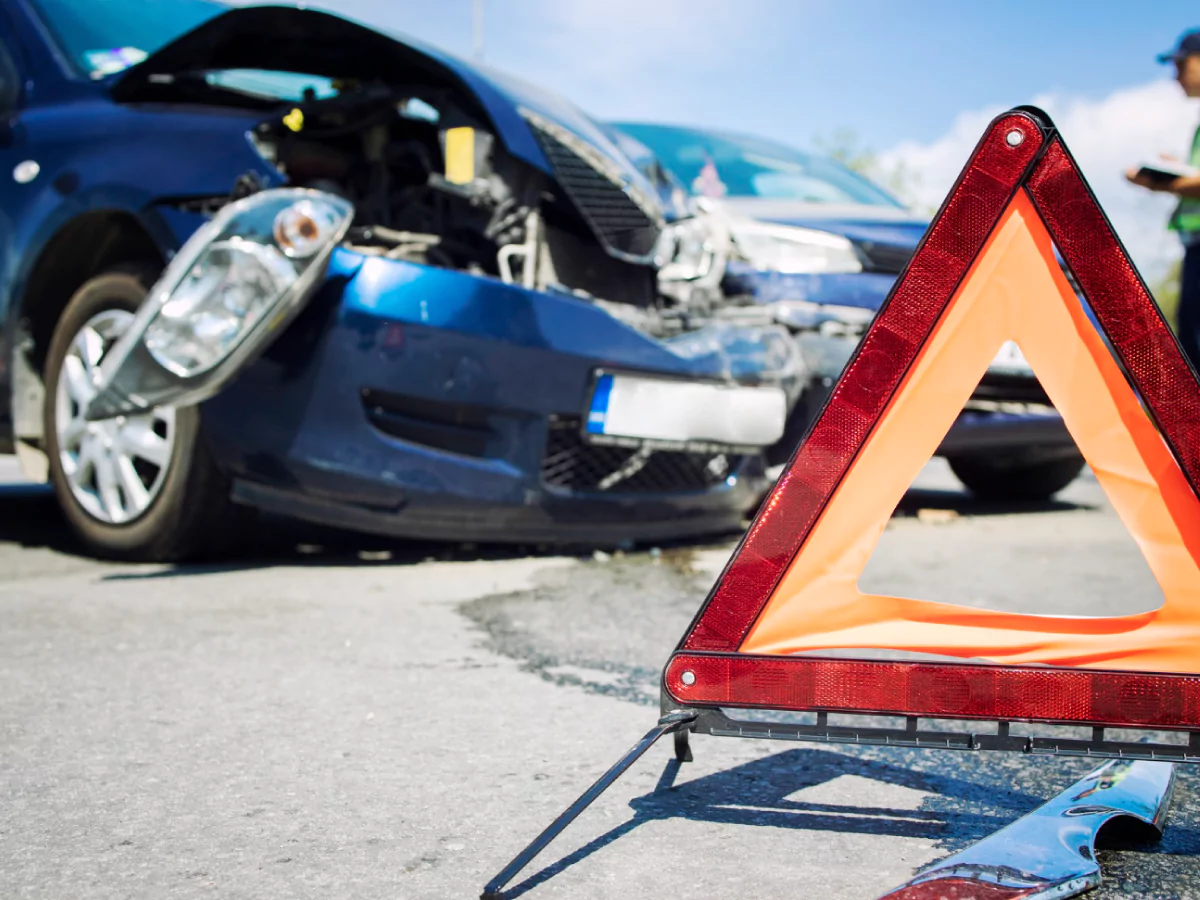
[877,758,1176,900]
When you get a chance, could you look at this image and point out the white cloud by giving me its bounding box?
[878,81,1199,282]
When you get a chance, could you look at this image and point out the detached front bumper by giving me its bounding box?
[197,249,792,544]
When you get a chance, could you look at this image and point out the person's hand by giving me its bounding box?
[1125,167,1177,192]
[1125,167,1155,189]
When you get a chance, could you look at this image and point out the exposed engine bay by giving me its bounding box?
[235,78,747,338]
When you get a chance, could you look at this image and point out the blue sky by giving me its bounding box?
[296,0,1197,154]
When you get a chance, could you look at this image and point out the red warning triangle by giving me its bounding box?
[664,108,1200,731]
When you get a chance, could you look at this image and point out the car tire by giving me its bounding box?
[42,264,242,561]
[947,453,1086,502]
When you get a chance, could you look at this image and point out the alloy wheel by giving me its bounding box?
[54,309,177,524]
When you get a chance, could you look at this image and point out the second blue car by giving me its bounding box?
[611,122,1085,501]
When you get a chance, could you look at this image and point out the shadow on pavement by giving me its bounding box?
[0,482,86,555]
[97,520,542,580]
[894,486,1090,518]
[0,473,1093,575]
[0,482,537,574]
[498,747,1044,898]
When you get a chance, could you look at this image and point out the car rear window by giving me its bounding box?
[615,122,904,208]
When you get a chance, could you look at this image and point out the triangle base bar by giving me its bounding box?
[665,654,1200,731]
[666,701,1200,765]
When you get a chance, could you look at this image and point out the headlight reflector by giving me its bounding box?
[731,221,863,275]
[140,190,353,379]
[144,238,298,376]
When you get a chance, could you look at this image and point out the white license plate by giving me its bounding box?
[586,372,787,448]
[988,340,1033,375]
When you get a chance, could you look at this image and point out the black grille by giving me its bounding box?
[528,123,661,259]
[542,417,741,494]
[855,240,914,275]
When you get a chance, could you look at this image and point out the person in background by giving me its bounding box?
[1126,29,1200,371]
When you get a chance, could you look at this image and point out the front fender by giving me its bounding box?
[3,100,278,337]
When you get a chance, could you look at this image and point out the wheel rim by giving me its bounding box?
[54,308,177,525]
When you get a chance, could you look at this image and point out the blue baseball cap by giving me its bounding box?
[1158,29,1200,63]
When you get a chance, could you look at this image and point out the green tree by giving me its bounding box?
[812,127,877,175]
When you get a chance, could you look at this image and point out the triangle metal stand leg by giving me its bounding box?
[480,710,697,899]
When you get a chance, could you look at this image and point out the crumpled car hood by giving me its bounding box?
[111,4,657,203]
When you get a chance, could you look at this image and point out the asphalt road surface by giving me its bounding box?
[0,456,1196,899]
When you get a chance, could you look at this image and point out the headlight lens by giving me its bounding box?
[144,239,297,376]
[142,190,353,377]
[731,221,862,275]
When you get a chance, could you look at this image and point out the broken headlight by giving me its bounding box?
[656,215,721,282]
[655,204,731,308]
[143,237,298,377]
[731,220,862,275]
[85,189,354,419]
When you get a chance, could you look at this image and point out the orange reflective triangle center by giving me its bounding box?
[742,191,1200,672]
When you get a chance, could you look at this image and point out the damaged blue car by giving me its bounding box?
[0,0,800,559]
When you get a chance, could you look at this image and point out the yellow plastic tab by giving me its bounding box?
[282,108,304,133]
[444,127,476,185]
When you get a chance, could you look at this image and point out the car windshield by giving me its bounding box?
[612,122,904,208]
[28,0,337,98]
[27,0,229,78]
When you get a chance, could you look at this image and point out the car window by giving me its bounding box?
[613,122,904,208]
[204,69,338,102]
[25,0,227,79]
